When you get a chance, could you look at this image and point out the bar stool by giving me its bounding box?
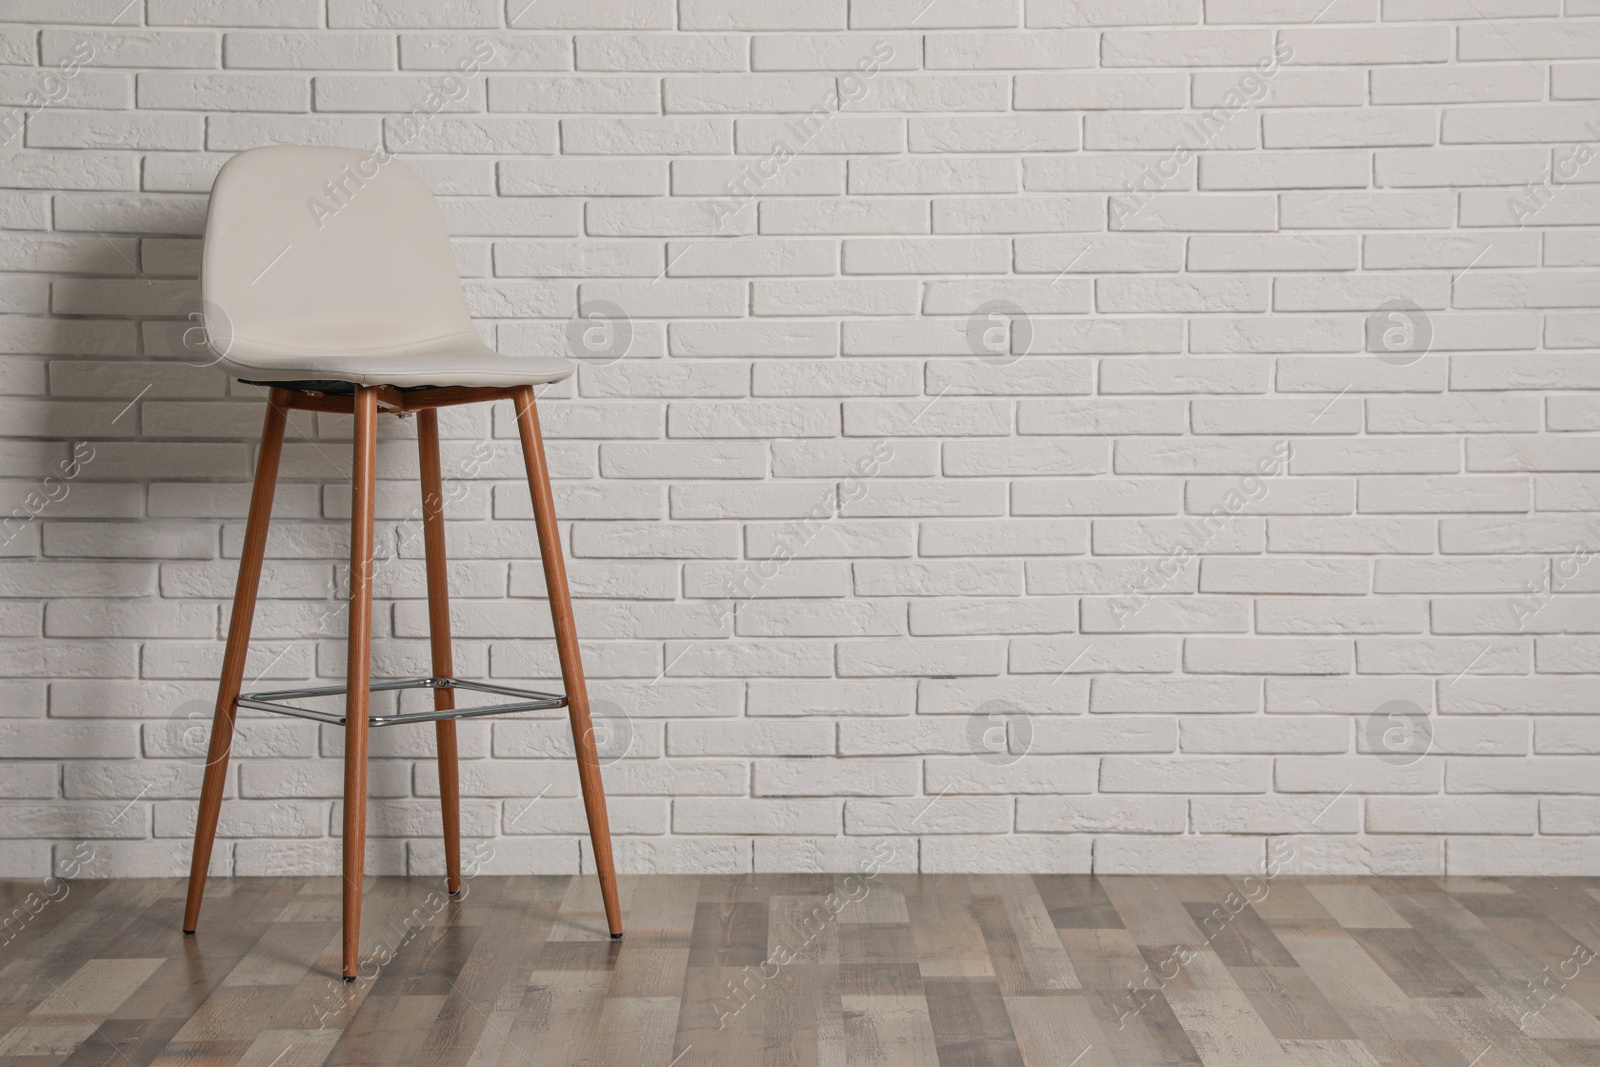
[181,145,622,979]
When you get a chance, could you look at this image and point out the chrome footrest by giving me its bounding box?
[237,676,566,728]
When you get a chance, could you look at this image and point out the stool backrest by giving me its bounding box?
[202,145,475,361]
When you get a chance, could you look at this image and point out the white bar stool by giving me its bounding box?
[181,145,622,979]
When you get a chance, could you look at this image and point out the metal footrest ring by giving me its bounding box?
[236,676,567,728]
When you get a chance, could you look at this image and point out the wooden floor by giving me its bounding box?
[3,873,1600,1065]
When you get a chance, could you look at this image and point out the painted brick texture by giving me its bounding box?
[0,0,1597,879]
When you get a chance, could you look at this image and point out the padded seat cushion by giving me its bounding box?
[220,332,575,388]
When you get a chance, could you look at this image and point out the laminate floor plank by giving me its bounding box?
[923,977,1026,1067]
[973,897,1034,997]
[1304,885,1410,931]
[5,874,1600,1066]
[841,994,938,1067]
[761,962,847,1067]
[1227,965,1358,1042]
[1188,902,1297,970]
[1274,1037,1386,1066]
[839,923,922,998]
[1002,995,1108,1067]
[1103,878,1207,950]
[1346,929,1480,999]
[1162,988,1285,1067]
[1277,933,1442,1042]
[906,893,994,979]
[1085,987,1204,1067]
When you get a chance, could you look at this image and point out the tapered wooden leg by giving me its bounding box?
[184,388,291,934]
[342,385,379,978]
[417,409,462,895]
[512,386,622,938]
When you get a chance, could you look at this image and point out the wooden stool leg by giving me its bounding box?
[512,386,622,938]
[185,388,291,933]
[342,385,379,978]
[417,409,462,895]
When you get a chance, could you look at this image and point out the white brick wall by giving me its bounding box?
[1,0,1598,880]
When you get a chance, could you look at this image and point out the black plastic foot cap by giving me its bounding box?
[611,932,624,940]
[342,975,357,983]
[182,929,195,935]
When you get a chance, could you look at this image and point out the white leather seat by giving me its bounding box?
[202,145,574,389]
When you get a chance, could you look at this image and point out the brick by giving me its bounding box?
[842,236,1009,274]
[1017,796,1183,834]
[925,31,1094,69]
[845,797,1011,834]
[1460,20,1600,60]
[1281,26,1450,64]
[509,0,672,29]
[1010,636,1178,675]
[145,0,320,26]
[1084,112,1258,151]
[1185,638,1355,675]
[1369,797,1535,835]
[682,0,845,30]
[755,758,917,796]
[1196,67,1364,106]
[1102,756,1269,794]
[562,117,731,154]
[737,116,904,155]
[1264,109,1436,149]
[227,31,392,69]
[923,836,1092,873]
[580,33,746,71]
[672,159,843,198]
[48,29,219,68]
[139,72,307,111]
[929,196,1097,233]
[326,0,499,27]
[1191,796,1360,834]
[847,158,1017,195]
[674,798,841,834]
[1015,71,1186,110]
[1199,153,1369,191]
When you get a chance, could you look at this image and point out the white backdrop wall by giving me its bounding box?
[1,0,1598,880]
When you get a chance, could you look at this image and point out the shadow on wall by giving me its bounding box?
[16,202,547,876]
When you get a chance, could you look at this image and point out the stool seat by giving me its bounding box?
[221,331,575,389]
